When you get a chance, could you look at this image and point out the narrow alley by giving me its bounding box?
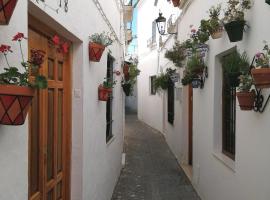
[111,115,200,200]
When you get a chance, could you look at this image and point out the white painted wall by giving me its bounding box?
[0,0,125,200]
[138,0,270,200]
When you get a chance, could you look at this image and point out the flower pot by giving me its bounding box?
[224,20,245,42]
[0,85,34,125]
[98,85,112,101]
[236,90,255,111]
[225,72,241,87]
[89,42,105,62]
[172,0,180,7]
[211,29,223,39]
[122,83,132,96]
[123,64,130,81]
[192,67,204,76]
[251,68,270,89]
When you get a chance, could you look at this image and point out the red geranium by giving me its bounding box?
[0,44,12,53]
[30,49,46,66]
[52,35,60,45]
[12,32,27,41]
[62,42,69,54]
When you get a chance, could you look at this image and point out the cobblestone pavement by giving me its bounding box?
[111,115,200,200]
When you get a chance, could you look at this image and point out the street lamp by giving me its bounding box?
[0,0,18,25]
[155,12,177,36]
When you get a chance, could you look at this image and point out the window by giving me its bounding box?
[150,76,157,95]
[106,54,114,142]
[167,78,174,124]
[222,60,236,160]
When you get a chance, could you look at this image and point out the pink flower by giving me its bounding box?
[255,52,262,58]
[191,29,197,33]
[62,42,69,54]
[0,44,12,53]
[52,35,60,45]
[12,32,27,41]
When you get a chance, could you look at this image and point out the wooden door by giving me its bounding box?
[28,28,71,200]
[188,85,193,165]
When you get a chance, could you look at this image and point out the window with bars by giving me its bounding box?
[150,76,157,95]
[222,65,236,160]
[106,54,114,142]
[168,78,174,124]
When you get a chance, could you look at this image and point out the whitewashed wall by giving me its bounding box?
[138,0,270,200]
[0,0,125,200]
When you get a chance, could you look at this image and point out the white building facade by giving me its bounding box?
[0,1,126,200]
[137,0,270,200]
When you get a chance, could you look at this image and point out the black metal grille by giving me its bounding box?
[222,72,236,160]
[167,79,174,125]
[106,54,114,142]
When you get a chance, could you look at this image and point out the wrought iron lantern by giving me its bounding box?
[0,0,18,25]
[266,0,270,5]
[155,11,177,36]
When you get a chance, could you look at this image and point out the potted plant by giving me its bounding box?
[222,0,252,42]
[121,64,140,96]
[89,32,113,62]
[200,4,223,39]
[251,42,270,88]
[0,33,47,125]
[123,62,130,81]
[98,78,116,101]
[187,54,206,76]
[171,0,180,7]
[154,68,176,91]
[181,71,197,86]
[165,42,186,68]
[222,51,249,87]
[236,74,255,110]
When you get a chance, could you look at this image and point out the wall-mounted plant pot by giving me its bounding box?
[0,0,18,25]
[192,67,204,76]
[89,42,105,62]
[251,68,270,89]
[98,85,112,101]
[122,83,132,96]
[224,20,245,42]
[211,28,223,39]
[236,90,255,111]
[225,72,241,87]
[172,0,180,7]
[0,85,34,125]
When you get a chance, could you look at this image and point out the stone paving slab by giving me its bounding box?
[111,115,200,200]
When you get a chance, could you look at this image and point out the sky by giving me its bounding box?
[127,0,138,55]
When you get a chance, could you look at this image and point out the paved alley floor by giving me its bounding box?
[111,115,200,200]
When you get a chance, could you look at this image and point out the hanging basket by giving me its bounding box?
[0,85,34,125]
[251,68,270,89]
[224,20,245,42]
[0,0,18,25]
[225,72,241,87]
[122,83,132,96]
[98,85,112,101]
[172,0,180,7]
[89,42,105,62]
[211,27,223,39]
[236,90,255,111]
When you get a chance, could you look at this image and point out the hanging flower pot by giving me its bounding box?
[98,85,112,101]
[171,0,180,7]
[122,83,132,96]
[89,42,105,62]
[224,20,245,42]
[251,68,270,89]
[0,85,34,125]
[236,90,255,111]
[0,0,18,25]
[211,27,223,40]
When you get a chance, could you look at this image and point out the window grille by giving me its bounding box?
[168,79,174,124]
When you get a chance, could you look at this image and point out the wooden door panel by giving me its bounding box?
[29,26,71,200]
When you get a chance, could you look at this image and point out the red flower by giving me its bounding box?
[0,44,12,53]
[114,70,121,76]
[62,42,69,54]
[30,49,45,66]
[52,35,60,45]
[12,32,27,41]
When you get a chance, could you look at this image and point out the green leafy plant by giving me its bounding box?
[165,42,186,68]
[89,32,114,47]
[223,0,252,24]
[200,4,222,34]
[187,54,206,74]
[154,68,176,91]
[102,77,116,89]
[222,51,250,74]
[0,33,47,89]
[121,64,140,95]
[238,74,253,92]
[181,71,197,86]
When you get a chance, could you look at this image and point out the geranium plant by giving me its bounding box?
[165,42,186,68]
[222,0,252,42]
[98,77,116,101]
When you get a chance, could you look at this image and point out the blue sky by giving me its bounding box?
[127,0,138,54]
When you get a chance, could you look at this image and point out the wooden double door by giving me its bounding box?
[28,27,71,200]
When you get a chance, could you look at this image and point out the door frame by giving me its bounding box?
[28,15,72,200]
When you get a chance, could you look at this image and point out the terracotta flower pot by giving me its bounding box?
[98,85,112,101]
[172,0,180,7]
[89,42,105,62]
[236,90,255,111]
[251,68,270,89]
[0,85,34,125]
[224,20,245,42]
[123,64,130,81]
[211,29,223,39]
